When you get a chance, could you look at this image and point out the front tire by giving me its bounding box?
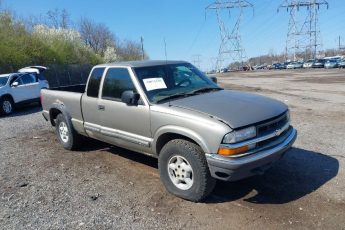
[55,113,82,150]
[0,97,14,115]
[158,139,216,202]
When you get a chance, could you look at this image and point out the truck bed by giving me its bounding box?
[41,87,84,126]
[50,84,86,93]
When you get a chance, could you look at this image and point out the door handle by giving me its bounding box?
[98,105,105,111]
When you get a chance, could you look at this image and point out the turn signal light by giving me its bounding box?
[217,145,248,156]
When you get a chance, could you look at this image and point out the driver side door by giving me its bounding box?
[97,67,152,154]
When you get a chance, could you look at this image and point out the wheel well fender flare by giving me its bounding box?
[153,125,211,155]
[49,103,72,126]
[1,94,14,102]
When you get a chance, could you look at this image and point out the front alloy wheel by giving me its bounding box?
[168,155,194,190]
[159,139,216,202]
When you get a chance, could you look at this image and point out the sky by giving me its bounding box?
[3,0,345,70]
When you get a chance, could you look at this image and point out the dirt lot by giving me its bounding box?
[1,68,344,229]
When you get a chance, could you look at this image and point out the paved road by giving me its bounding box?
[0,69,344,229]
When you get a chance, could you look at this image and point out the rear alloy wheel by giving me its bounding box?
[159,139,216,202]
[58,121,69,143]
[0,97,14,115]
[55,113,82,150]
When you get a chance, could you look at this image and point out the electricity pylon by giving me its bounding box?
[206,0,253,70]
[192,54,202,69]
[278,0,329,61]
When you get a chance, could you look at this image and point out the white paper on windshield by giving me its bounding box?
[143,78,167,91]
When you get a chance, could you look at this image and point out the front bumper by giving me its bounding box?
[206,127,297,181]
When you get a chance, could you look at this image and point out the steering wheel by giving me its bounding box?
[176,79,191,87]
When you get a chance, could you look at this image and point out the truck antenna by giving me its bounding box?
[164,38,168,62]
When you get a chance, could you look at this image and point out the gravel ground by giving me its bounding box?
[0,69,344,229]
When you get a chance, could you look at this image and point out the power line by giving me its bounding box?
[206,0,254,70]
[278,0,329,61]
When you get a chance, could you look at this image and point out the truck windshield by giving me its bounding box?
[0,76,9,87]
[134,63,221,104]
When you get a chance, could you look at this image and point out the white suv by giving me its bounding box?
[0,66,49,115]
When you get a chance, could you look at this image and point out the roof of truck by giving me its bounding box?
[95,60,188,68]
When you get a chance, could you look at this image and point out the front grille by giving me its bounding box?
[257,113,288,136]
[257,128,290,148]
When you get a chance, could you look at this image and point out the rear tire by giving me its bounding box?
[55,113,82,150]
[0,97,14,115]
[158,139,216,202]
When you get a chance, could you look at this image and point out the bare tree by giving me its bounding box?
[79,17,116,56]
[117,39,146,61]
[46,8,70,29]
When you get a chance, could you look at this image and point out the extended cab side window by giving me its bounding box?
[87,68,105,97]
[102,68,134,101]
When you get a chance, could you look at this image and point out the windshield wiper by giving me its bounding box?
[155,88,223,104]
[190,87,223,94]
[155,93,192,104]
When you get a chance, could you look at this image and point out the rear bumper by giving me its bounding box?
[206,128,297,181]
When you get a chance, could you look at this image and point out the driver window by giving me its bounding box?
[102,68,134,101]
[12,76,23,86]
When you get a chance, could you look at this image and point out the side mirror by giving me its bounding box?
[121,90,140,105]
[209,76,217,84]
[12,82,19,87]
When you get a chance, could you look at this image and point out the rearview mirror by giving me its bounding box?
[12,82,19,87]
[121,90,140,105]
[209,76,217,84]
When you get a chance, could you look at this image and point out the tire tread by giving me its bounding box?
[159,139,215,202]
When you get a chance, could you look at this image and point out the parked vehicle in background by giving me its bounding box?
[324,59,339,69]
[254,64,268,70]
[41,60,297,202]
[303,59,314,68]
[286,62,303,69]
[0,66,49,115]
[220,68,229,73]
[269,63,285,70]
[281,61,291,69]
[312,59,326,68]
[338,59,345,68]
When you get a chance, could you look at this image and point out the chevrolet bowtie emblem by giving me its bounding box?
[275,128,283,136]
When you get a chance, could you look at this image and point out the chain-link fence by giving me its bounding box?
[44,64,92,88]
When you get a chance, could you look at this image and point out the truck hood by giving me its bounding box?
[168,90,288,129]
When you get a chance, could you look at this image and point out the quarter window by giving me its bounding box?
[87,68,105,98]
[102,68,134,100]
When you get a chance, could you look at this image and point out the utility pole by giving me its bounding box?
[140,36,145,60]
[278,0,329,61]
[339,36,345,52]
[192,54,202,69]
[206,0,253,71]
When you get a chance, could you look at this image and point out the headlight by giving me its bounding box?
[222,126,256,144]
